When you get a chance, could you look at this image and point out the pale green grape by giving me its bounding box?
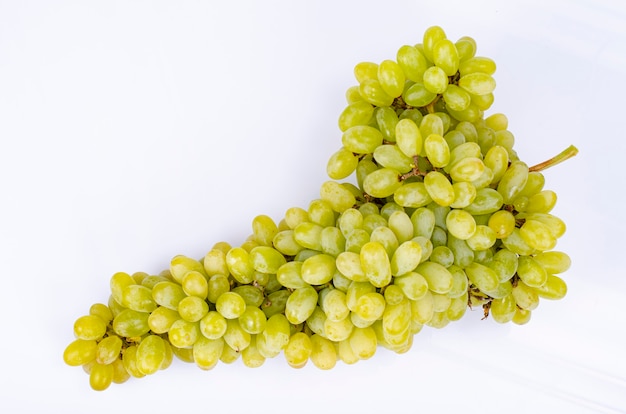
[178,295,209,323]
[276,261,307,289]
[369,226,399,258]
[395,118,423,158]
[519,219,557,251]
[497,161,529,204]
[293,222,323,251]
[373,144,414,173]
[360,241,392,288]
[327,147,359,180]
[225,247,255,284]
[445,209,476,240]
[301,253,336,285]
[423,25,447,62]
[207,274,230,304]
[375,107,399,141]
[338,208,364,236]
[335,251,367,282]
[416,261,453,294]
[249,245,287,275]
[464,188,504,215]
[429,245,455,267]
[272,230,304,256]
[181,271,209,299]
[487,248,519,282]
[252,215,278,246]
[321,288,350,322]
[411,207,436,238]
[458,72,496,95]
[449,157,485,182]
[284,332,312,368]
[352,291,386,322]
[424,134,451,168]
[363,168,402,198]
[338,101,375,132]
[387,210,414,243]
[342,125,383,155]
[466,225,497,250]
[320,181,357,213]
[382,299,411,338]
[223,318,251,352]
[348,326,378,360]
[199,310,228,339]
[111,357,130,384]
[344,228,370,254]
[307,306,328,334]
[394,271,428,300]
[285,286,318,324]
[517,256,548,288]
[309,334,337,370]
[396,44,429,82]
[432,293,452,312]
[465,262,500,292]
[89,303,113,324]
[449,181,476,209]
[284,207,310,230]
[121,345,145,378]
[390,240,422,276]
[424,171,455,206]
[511,280,539,311]
[170,255,206,284]
[447,265,469,298]
[423,65,449,94]
[359,78,394,106]
[394,182,433,208]
[524,190,557,214]
[432,38,459,76]
[241,336,266,368]
[488,209,516,239]
[203,248,229,278]
[216,291,246,319]
[459,56,496,75]
[490,294,516,323]
[403,82,437,107]
[324,316,354,342]
[345,85,363,103]
[378,59,405,98]
[307,199,336,227]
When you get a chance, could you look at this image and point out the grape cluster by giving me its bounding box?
[64,25,577,390]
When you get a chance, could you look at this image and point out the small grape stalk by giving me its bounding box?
[63,25,578,390]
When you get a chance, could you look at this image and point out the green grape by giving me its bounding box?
[73,315,107,341]
[327,147,359,180]
[110,272,135,306]
[335,251,367,282]
[152,281,187,310]
[285,286,318,325]
[411,207,436,238]
[63,339,97,366]
[393,271,428,300]
[111,357,130,384]
[533,274,567,300]
[424,133,451,168]
[520,213,566,239]
[203,249,229,278]
[89,362,114,391]
[369,226,398,258]
[359,78,394,107]
[216,291,246,319]
[147,306,179,334]
[395,118,423,158]
[443,84,471,112]
[382,299,411,339]
[249,246,287,275]
[207,274,230,304]
[497,160,529,204]
[422,25,447,62]
[338,101,375,132]
[262,314,291,353]
[373,144,414,173]
[446,294,468,321]
[487,248,519,282]
[113,309,150,338]
[89,303,113,324]
[471,92,494,110]
[459,56,496,75]
[309,334,337,370]
[445,209,476,240]
[284,332,312,368]
[181,271,209,299]
[517,256,548,288]
[293,222,324,251]
[449,181,476,209]
[465,262,500,292]
[170,255,206,284]
[432,38,459,76]
[122,345,145,378]
[168,319,200,348]
[375,106,399,142]
[424,171,455,206]
[449,157,485,182]
[252,215,278,247]
[338,208,364,236]
[178,295,209,323]
[348,326,378,360]
[416,261,453,294]
[345,85,363,103]
[458,72,496,96]
[223,319,251,352]
[352,292,386,322]
[136,334,166,375]
[324,316,354,342]
[387,210,413,244]
[390,240,422,276]
[276,261,307,289]
[409,291,434,324]
[464,187,504,215]
[200,310,228,339]
[490,294,517,323]
[488,210,515,239]
[321,288,350,322]
[344,228,370,254]
[447,265,469,298]
[394,182,433,208]
[396,44,429,82]
[320,181,357,213]
[273,229,304,256]
[193,336,224,370]
[96,335,122,365]
[519,219,557,251]
[363,168,402,198]
[301,253,336,285]
[524,190,557,214]
[219,343,241,364]
[121,284,156,313]
[533,251,571,274]
[483,145,509,184]
[241,336,266,368]
[466,225,497,251]
[283,206,309,229]
[432,293,452,312]
[359,241,392,288]
[511,280,539,311]
[308,199,336,227]
[354,61,379,83]
[377,59,405,98]
[423,65,449,94]
[403,82,437,107]
[429,245,455,267]
[225,247,255,284]
[455,36,476,61]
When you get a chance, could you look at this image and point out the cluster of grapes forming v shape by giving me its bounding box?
[64,25,578,391]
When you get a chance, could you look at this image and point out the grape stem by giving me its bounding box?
[529,145,579,172]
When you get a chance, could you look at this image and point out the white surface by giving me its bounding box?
[1,1,625,412]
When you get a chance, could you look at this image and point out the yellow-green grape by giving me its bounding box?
[516,256,548,288]
[335,251,367,282]
[262,313,291,354]
[192,336,223,370]
[111,357,130,384]
[378,59,405,98]
[420,113,444,138]
[511,280,539,311]
[416,261,453,294]
[285,286,318,325]
[168,319,199,348]
[410,290,434,325]
[272,230,303,256]
[459,56,496,76]
[338,208,364,235]
[517,171,545,198]
[382,299,411,340]
[216,291,246,319]
[446,294,468,321]
[375,109,400,143]
[411,207,436,239]
[73,315,107,341]
[301,253,336,285]
[219,343,241,364]
[432,293,452,312]
[345,85,362,103]
[121,284,156,313]
[524,190,557,214]
[223,319,251,352]
[488,248,519,282]
[497,160,529,204]
[152,281,186,310]
[344,228,370,254]
[396,44,429,82]
[203,248,229,278]
[207,274,230,304]
[521,213,566,239]
[423,25,447,62]
[487,210,515,239]
[394,182,433,208]
[393,271,428,301]
[112,309,150,338]
[135,335,166,375]
[122,346,146,378]
[320,181,357,213]
[148,306,179,334]
[276,261,307,289]
[533,251,571,274]
[447,103,482,123]
[321,288,350,322]
[432,38,459,76]
[373,144,414,173]
[225,247,255,284]
[89,362,114,391]
[110,271,135,306]
[466,225,497,251]
[324,316,354,342]
[336,339,359,364]
[181,271,208,299]
[395,118,422,158]
[338,101,375,132]
[354,61,379,83]
[293,222,323,251]
[283,332,312,368]
[327,147,359,180]
[403,82,437,107]
[170,255,206,284]
[447,265,469,298]
[356,157,379,190]
[429,245,455,267]
[445,209,476,240]
[177,295,209,323]
[309,334,337,370]
[484,112,508,131]
[284,206,309,229]
[424,171,455,207]
[490,294,517,323]
[95,335,122,365]
[449,157,485,182]
[359,78,394,107]
[519,219,557,251]
[387,210,413,243]
[424,133,451,168]
[240,336,265,368]
[64,339,97,366]
[449,181,476,209]
[483,145,509,184]
[464,188,504,215]
[351,291,385,322]
[502,228,536,256]
[359,241,392,288]
[348,326,378,360]
[251,215,277,247]
[249,246,286,275]
[200,310,228,339]
[306,305,328,333]
[342,125,383,155]
[443,84,471,112]
[308,199,335,227]
[471,92,494,111]
[423,65,449,94]
[363,168,402,198]
[89,303,113,324]
[390,240,422,276]
[458,72,496,96]
[533,274,567,300]
[465,262,499,292]
[455,36,476,61]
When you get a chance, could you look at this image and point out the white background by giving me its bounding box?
[1,1,625,412]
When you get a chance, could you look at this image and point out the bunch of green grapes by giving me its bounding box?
[64,25,577,390]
